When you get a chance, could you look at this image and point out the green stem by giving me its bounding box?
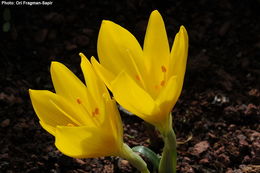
[120,143,150,173]
[158,125,177,173]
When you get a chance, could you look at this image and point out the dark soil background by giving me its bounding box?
[0,0,259,172]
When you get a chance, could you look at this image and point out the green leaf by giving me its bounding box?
[132,146,160,172]
[3,8,11,21]
[3,22,10,32]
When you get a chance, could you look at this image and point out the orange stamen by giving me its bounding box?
[92,107,99,116]
[161,65,167,73]
[76,98,82,104]
[94,108,99,115]
[135,75,140,81]
[160,80,165,86]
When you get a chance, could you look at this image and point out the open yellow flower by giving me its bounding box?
[92,10,188,133]
[29,53,123,158]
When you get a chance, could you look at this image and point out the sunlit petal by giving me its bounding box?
[111,71,159,123]
[143,10,170,87]
[29,89,79,127]
[104,98,123,144]
[80,53,109,119]
[80,53,109,101]
[156,76,178,119]
[98,20,145,80]
[169,26,188,97]
[39,121,56,136]
[91,56,115,90]
[50,61,88,103]
[55,126,120,158]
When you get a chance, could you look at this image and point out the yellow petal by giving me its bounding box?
[50,62,96,125]
[143,10,170,87]
[39,121,56,136]
[111,71,159,124]
[156,76,178,120]
[169,26,188,97]
[104,98,123,145]
[79,53,109,119]
[91,56,115,90]
[29,89,94,128]
[80,53,109,100]
[97,20,144,80]
[50,61,88,103]
[29,89,78,128]
[55,126,121,158]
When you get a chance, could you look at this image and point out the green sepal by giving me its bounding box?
[132,146,160,172]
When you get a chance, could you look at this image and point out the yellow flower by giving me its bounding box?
[92,10,188,133]
[29,53,123,158]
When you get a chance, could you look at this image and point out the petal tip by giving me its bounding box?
[90,56,99,65]
[79,52,85,58]
[90,56,96,61]
[101,20,113,27]
[79,52,87,64]
[50,61,61,71]
[179,25,188,43]
[51,61,59,66]
[151,10,160,15]
[150,10,162,19]
[180,26,187,33]
[29,89,39,96]
[28,89,34,97]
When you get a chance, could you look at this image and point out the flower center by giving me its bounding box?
[155,65,167,89]
[76,97,100,126]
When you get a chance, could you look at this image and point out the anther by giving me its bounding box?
[160,80,165,86]
[94,108,99,115]
[92,108,99,116]
[76,98,82,104]
[161,65,167,73]
[135,75,140,81]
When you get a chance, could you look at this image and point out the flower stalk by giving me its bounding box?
[159,113,177,173]
[120,144,150,173]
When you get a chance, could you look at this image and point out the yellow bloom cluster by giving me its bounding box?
[29,10,188,173]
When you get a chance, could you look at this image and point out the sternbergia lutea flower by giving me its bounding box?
[29,54,124,158]
[92,10,188,134]
[29,54,150,173]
